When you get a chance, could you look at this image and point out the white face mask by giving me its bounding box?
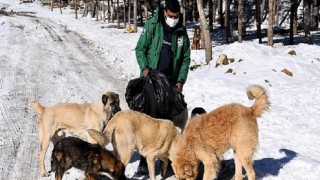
[165,16,179,28]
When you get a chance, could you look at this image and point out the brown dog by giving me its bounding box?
[51,136,126,180]
[172,85,270,180]
[191,26,201,50]
[87,110,182,180]
[30,91,121,177]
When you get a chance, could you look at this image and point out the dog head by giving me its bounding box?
[100,150,126,180]
[195,26,201,36]
[102,91,121,120]
[172,162,198,180]
[172,157,199,180]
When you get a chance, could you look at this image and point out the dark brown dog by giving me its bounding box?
[51,137,126,180]
[191,26,201,50]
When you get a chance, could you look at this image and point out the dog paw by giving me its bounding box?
[42,172,49,177]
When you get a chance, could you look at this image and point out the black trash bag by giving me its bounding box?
[125,70,186,120]
[125,77,146,112]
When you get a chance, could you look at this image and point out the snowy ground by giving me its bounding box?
[0,0,319,180]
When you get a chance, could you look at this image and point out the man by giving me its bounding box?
[135,0,191,175]
[135,0,190,92]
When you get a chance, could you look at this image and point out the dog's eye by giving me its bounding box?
[110,102,114,106]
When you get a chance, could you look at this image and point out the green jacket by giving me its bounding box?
[135,8,191,84]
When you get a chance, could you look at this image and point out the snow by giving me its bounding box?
[0,0,319,179]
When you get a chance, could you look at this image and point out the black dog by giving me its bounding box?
[51,137,126,180]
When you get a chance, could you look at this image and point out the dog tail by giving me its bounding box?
[247,84,270,119]
[29,102,45,115]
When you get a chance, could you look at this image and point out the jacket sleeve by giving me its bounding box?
[135,22,153,75]
[177,31,191,84]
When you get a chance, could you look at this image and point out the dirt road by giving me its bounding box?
[0,12,127,179]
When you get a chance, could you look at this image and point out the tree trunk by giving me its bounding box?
[192,0,197,22]
[268,0,275,46]
[238,0,243,43]
[275,0,280,25]
[96,0,99,21]
[110,0,114,23]
[117,0,120,28]
[196,0,212,63]
[124,0,127,27]
[304,0,312,44]
[219,0,224,27]
[225,0,231,43]
[59,0,62,14]
[261,0,266,21]
[51,0,53,11]
[139,1,143,26]
[144,0,148,23]
[103,0,106,22]
[212,0,217,23]
[107,0,111,23]
[290,0,297,44]
[256,0,262,43]
[208,0,213,31]
[75,0,78,19]
[128,0,131,28]
[311,0,319,30]
[133,0,138,32]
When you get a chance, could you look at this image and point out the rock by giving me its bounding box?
[281,68,293,77]
[288,50,296,55]
[216,54,229,67]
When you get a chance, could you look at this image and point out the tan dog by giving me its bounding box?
[30,91,121,177]
[172,85,270,180]
[88,110,182,180]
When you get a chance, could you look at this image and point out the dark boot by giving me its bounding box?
[137,156,149,175]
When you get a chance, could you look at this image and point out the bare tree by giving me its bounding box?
[133,0,138,32]
[128,0,131,29]
[103,0,106,22]
[75,0,78,19]
[311,0,319,30]
[256,0,262,43]
[196,0,212,63]
[208,0,213,31]
[59,0,62,14]
[95,0,99,21]
[290,0,298,44]
[144,0,148,23]
[212,0,217,23]
[117,0,120,28]
[218,0,224,27]
[261,0,266,20]
[268,0,275,46]
[238,0,243,43]
[304,0,312,44]
[225,0,231,43]
[192,0,197,22]
[110,0,115,23]
[124,0,127,27]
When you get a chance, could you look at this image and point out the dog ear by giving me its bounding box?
[183,164,194,177]
[102,94,109,106]
[87,129,109,147]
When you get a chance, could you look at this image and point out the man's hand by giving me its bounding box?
[176,82,183,93]
[143,68,149,77]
